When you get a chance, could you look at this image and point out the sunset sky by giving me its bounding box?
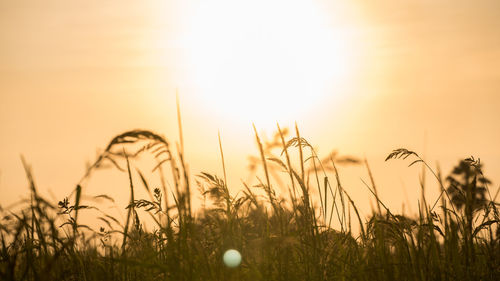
[1,0,499,218]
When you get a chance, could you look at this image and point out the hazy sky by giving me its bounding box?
[1,0,499,218]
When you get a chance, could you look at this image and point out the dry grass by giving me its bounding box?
[1,127,499,281]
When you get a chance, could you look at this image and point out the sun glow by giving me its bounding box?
[180,0,357,124]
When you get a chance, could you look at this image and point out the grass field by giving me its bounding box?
[1,127,499,281]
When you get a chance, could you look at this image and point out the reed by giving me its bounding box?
[0,128,498,281]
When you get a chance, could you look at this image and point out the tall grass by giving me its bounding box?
[0,128,498,281]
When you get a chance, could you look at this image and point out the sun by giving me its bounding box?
[179,0,357,125]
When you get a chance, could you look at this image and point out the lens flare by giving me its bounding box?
[223,249,242,268]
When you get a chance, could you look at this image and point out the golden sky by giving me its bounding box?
[1,0,499,218]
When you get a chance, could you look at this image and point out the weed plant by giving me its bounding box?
[0,126,499,281]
